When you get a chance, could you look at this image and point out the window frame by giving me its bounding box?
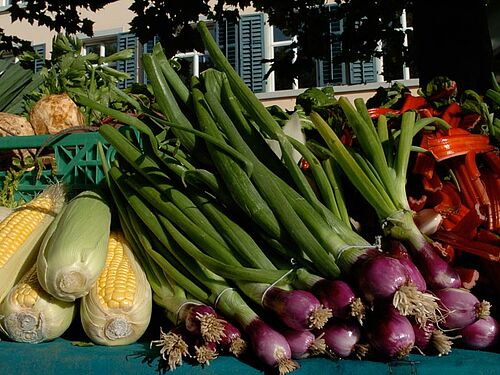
[81,36,119,62]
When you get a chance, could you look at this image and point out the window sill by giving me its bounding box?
[256,79,420,101]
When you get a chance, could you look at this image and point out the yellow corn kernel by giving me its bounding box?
[80,230,152,346]
[0,264,76,343]
[0,184,66,305]
[0,196,55,268]
[97,231,137,310]
[12,267,43,309]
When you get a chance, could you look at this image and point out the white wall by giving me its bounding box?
[0,0,134,56]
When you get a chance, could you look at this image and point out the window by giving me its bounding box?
[83,38,118,63]
[75,9,413,95]
[81,33,139,89]
[318,5,380,87]
[267,26,297,91]
[172,14,267,92]
[173,52,213,83]
[32,43,45,73]
[381,9,414,81]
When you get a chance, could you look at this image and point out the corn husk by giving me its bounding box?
[36,190,111,302]
[0,184,66,304]
[0,265,76,343]
[80,231,152,346]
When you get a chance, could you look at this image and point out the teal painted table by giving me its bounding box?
[0,338,498,375]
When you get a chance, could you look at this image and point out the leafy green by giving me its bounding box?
[0,62,37,113]
[296,86,337,114]
[366,81,410,109]
[21,33,142,125]
[418,76,457,108]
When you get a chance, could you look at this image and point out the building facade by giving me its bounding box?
[5,1,493,108]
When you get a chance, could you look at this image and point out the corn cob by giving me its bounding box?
[0,184,66,304]
[0,265,76,343]
[36,190,112,302]
[80,230,152,345]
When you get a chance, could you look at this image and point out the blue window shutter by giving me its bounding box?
[347,19,376,84]
[317,6,346,86]
[239,13,265,93]
[318,21,346,85]
[143,35,159,54]
[32,44,45,73]
[143,35,159,83]
[215,19,239,72]
[349,58,377,84]
[116,33,138,89]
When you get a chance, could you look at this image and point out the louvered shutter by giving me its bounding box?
[349,58,377,84]
[239,13,265,93]
[214,19,239,72]
[116,33,138,89]
[143,35,159,54]
[32,44,45,73]
[317,10,346,86]
[347,19,376,84]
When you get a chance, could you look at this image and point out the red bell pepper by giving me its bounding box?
[400,94,429,113]
[481,169,500,231]
[454,267,480,289]
[459,112,481,131]
[299,158,310,172]
[423,131,494,161]
[441,102,463,128]
[367,107,401,119]
[433,230,500,262]
[449,205,484,239]
[441,204,469,231]
[422,172,443,193]
[483,151,500,175]
[427,181,462,215]
[452,152,490,213]
[477,229,500,246]
[408,194,427,212]
[413,133,436,179]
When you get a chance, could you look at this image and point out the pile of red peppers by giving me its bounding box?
[368,78,499,290]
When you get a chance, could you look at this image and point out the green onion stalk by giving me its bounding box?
[100,146,240,367]
[108,166,299,374]
[310,102,465,322]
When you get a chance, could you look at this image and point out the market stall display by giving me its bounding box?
[0,27,498,374]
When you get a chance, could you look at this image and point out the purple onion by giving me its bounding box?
[193,339,218,365]
[263,287,332,330]
[410,318,454,355]
[355,251,441,325]
[185,304,216,332]
[217,319,247,357]
[411,319,435,351]
[245,317,298,373]
[150,326,192,371]
[433,288,490,330]
[281,329,325,359]
[312,279,365,322]
[389,241,427,291]
[184,304,225,342]
[460,316,499,349]
[367,305,415,359]
[409,240,461,290]
[356,252,410,303]
[322,319,362,358]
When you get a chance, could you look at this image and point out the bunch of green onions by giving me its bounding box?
[74,21,471,370]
